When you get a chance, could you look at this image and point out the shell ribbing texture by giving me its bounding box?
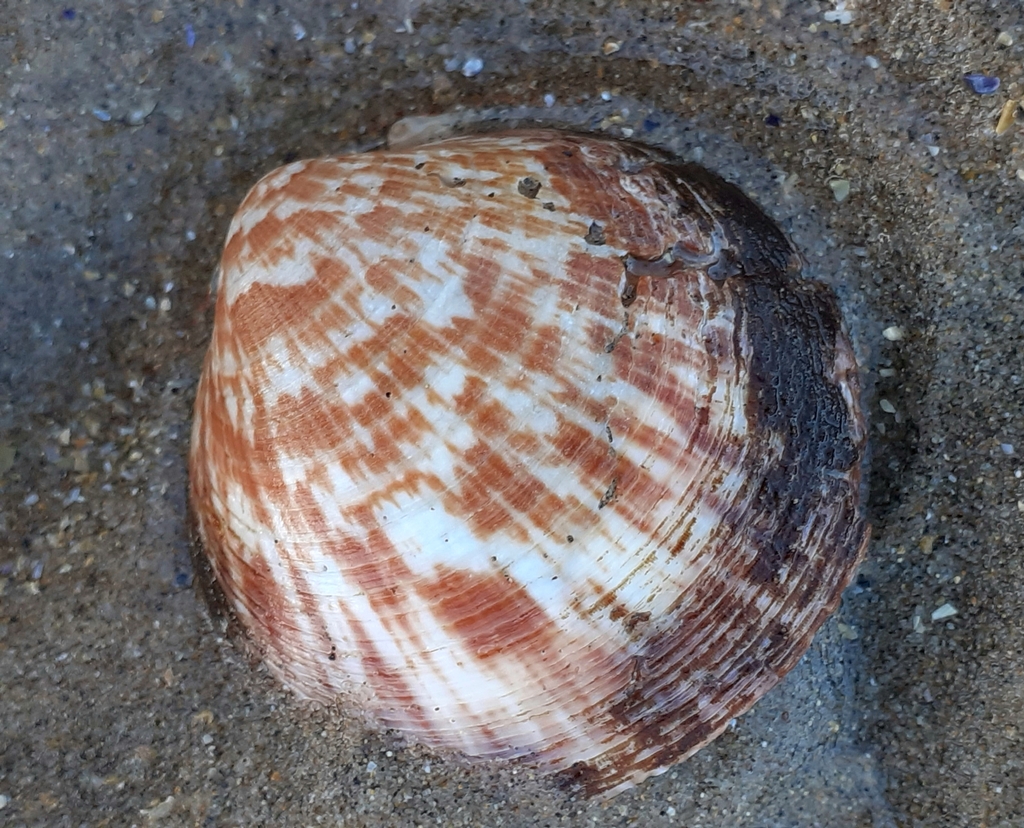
[189,131,868,798]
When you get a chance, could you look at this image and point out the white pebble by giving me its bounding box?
[882,325,905,341]
[865,55,880,69]
[823,10,853,24]
[544,93,556,108]
[462,57,483,78]
[366,760,377,772]
[829,178,850,202]
[999,443,1014,455]
[292,23,306,41]
[931,603,958,621]
[879,399,896,414]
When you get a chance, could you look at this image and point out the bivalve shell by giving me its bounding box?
[189,130,868,798]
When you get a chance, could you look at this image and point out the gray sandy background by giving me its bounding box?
[1,0,1023,825]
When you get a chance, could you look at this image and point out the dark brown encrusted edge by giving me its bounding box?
[553,148,869,798]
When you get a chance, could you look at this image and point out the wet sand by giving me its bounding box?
[2,1,1023,825]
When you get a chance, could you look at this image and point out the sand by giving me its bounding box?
[2,1,1023,825]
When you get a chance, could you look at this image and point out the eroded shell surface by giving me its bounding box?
[189,130,868,797]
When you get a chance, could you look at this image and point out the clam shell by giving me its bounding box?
[189,130,868,797]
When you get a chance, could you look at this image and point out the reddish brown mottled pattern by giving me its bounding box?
[189,131,867,798]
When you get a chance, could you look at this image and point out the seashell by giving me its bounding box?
[189,130,868,798]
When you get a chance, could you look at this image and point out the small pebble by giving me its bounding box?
[0,445,15,475]
[366,760,377,772]
[91,108,111,122]
[996,31,1014,47]
[879,399,896,414]
[142,796,176,821]
[823,2,853,24]
[931,603,958,621]
[127,100,157,126]
[292,22,306,41]
[865,55,880,69]
[24,493,40,506]
[882,325,905,341]
[185,23,196,48]
[1000,443,1014,455]
[602,39,622,55]
[996,100,1017,136]
[461,57,483,78]
[963,73,1000,95]
[544,93,555,108]
[828,178,850,202]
